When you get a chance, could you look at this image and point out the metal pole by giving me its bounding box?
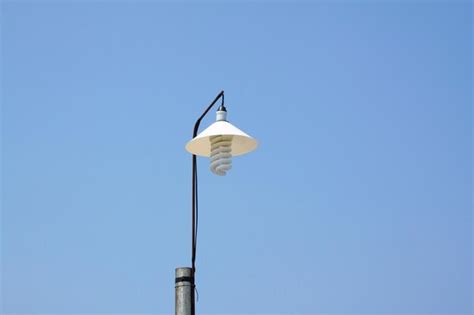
[175,267,194,315]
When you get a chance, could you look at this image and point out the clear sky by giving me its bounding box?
[1,1,472,314]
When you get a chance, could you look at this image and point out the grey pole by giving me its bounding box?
[175,267,194,315]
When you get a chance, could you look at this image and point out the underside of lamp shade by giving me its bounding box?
[186,121,258,157]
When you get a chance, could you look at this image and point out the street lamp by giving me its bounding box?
[175,90,258,315]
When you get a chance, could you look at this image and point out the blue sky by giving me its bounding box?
[1,1,472,314]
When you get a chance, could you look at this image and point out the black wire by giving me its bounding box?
[191,155,197,315]
[192,156,198,273]
[195,163,198,266]
[192,155,197,274]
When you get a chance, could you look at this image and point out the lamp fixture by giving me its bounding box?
[176,90,258,315]
[186,95,257,175]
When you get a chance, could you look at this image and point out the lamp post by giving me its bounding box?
[175,91,258,315]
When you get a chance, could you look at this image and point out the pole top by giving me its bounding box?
[175,267,193,278]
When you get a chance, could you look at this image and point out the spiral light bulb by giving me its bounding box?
[210,135,232,176]
[209,107,232,176]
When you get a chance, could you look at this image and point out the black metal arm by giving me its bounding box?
[192,90,224,272]
[190,91,225,314]
[192,91,224,139]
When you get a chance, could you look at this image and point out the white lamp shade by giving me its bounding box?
[186,121,258,157]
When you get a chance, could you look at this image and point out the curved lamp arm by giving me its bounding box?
[193,90,224,138]
[191,90,225,282]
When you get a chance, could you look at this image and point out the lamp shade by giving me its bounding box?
[186,121,258,157]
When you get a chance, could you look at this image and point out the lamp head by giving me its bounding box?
[185,107,258,175]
